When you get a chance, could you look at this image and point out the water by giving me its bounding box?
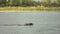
[0,12,60,34]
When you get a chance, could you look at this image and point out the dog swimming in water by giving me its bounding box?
[24,23,33,26]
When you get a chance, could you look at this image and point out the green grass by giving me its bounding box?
[0,7,60,12]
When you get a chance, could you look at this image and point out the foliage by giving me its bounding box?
[0,0,60,7]
[57,0,60,6]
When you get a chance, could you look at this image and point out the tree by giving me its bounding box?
[22,0,32,6]
[57,0,60,4]
[44,0,51,7]
[44,0,51,4]
[0,0,7,7]
[57,0,60,6]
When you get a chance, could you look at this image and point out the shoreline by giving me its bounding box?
[0,7,60,12]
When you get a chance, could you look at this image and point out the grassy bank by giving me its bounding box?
[0,7,60,12]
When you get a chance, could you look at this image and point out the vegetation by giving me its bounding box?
[0,0,60,7]
[0,7,60,12]
[0,0,60,12]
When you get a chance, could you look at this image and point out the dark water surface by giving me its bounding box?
[0,12,60,34]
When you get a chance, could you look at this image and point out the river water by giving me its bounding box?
[0,12,60,34]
